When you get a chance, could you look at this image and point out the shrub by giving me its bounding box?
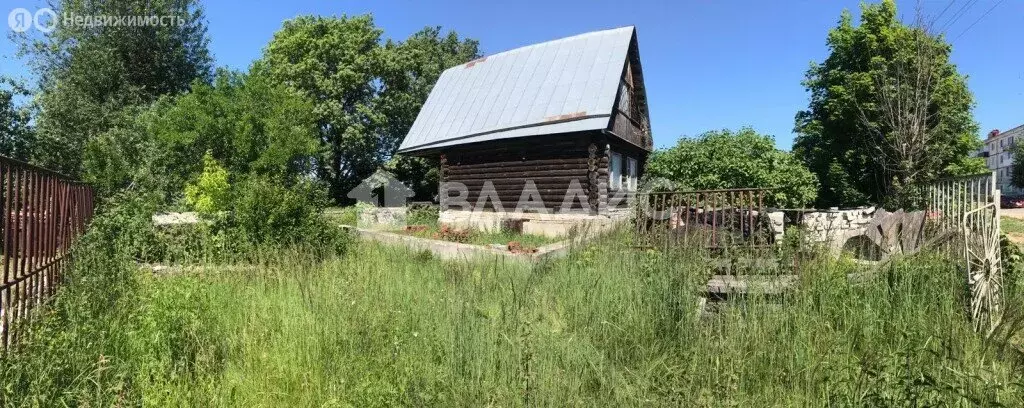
[645,128,819,208]
[229,176,352,255]
[407,204,439,226]
[184,152,231,215]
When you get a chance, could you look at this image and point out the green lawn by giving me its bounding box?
[1003,216,1024,236]
[5,230,1024,406]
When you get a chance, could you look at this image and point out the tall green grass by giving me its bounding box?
[3,224,1024,405]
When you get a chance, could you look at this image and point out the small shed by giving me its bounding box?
[397,26,652,236]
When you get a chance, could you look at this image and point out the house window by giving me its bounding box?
[610,152,623,189]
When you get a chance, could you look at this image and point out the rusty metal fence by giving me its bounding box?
[0,157,94,347]
[632,188,773,253]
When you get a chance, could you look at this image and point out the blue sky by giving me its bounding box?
[2,0,1022,150]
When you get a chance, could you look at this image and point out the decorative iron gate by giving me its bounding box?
[922,172,1002,332]
[0,157,94,348]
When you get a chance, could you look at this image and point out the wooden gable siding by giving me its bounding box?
[440,132,601,212]
[607,33,652,151]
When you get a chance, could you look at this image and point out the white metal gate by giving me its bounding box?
[923,172,1002,332]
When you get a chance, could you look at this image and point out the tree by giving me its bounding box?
[380,27,481,200]
[24,0,212,176]
[0,77,34,161]
[259,15,479,202]
[1010,144,1024,191]
[84,69,319,199]
[645,128,819,208]
[793,0,983,208]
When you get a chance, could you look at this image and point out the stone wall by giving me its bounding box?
[799,207,876,249]
[358,206,408,230]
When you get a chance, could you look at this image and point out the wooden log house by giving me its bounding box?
[397,27,652,235]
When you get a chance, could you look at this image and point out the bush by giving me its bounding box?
[407,204,439,226]
[228,176,352,255]
[184,152,231,215]
[645,128,819,208]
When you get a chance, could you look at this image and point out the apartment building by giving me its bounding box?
[981,124,1024,196]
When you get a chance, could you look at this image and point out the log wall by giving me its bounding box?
[440,133,597,213]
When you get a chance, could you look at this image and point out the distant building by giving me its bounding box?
[982,124,1024,196]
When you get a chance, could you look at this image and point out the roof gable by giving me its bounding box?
[397,26,636,154]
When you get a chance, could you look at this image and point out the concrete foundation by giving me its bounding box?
[340,225,579,263]
[439,209,631,238]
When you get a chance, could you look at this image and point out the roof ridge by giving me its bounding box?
[455,26,634,69]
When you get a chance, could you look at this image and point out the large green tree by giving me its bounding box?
[25,0,212,176]
[259,15,479,202]
[645,128,819,208]
[793,0,983,208]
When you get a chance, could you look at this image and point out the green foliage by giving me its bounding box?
[25,0,212,177]
[230,176,323,243]
[324,206,359,226]
[406,204,440,226]
[82,69,320,201]
[0,77,35,160]
[0,193,224,406]
[149,70,319,190]
[259,15,479,201]
[793,0,980,207]
[1009,143,1024,190]
[228,176,350,254]
[185,152,232,215]
[645,128,818,208]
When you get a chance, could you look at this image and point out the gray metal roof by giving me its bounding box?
[397,26,634,154]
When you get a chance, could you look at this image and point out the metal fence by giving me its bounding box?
[0,157,95,347]
[920,172,1002,332]
[632,188,773,254]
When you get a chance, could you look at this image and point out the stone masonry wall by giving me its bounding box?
[768,207,878,253]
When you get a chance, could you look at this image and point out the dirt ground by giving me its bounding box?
[1003,208,1024,220]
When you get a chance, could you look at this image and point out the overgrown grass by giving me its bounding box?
[324,206,358,226]
[396,224,559,249]
[4,221,1024,405]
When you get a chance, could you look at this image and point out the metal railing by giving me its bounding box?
[632,188,773,254]
[920,172,1003,332]
[0,157,94,347]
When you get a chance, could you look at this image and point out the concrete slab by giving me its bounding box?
[339,225,580,264]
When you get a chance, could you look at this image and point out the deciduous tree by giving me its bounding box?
[84,69,319,199]
[259,15,479,202]
[0,77,34,161]
[23,0,212,176]
[1010,143,1024,191]
[793,0,983,208]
